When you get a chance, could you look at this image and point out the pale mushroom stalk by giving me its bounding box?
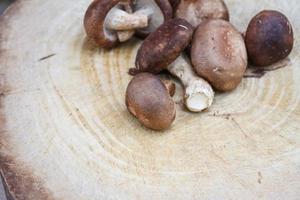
[117,30,135,42]
[107,5,154,42]
[168,54,214,112]
[116,3,135,42]
[105,7,149,31]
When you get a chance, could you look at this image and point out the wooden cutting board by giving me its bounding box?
[1,0,300,199]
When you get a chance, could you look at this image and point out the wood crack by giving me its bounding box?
[38,54,56,62]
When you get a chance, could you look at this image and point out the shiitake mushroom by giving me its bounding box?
[126,73,176,130]
[131,18,194,74]
[175,0,229,27]
[245,10,294,66]
[191,19,248,92]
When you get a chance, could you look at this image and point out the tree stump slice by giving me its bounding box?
[1,0,300,199]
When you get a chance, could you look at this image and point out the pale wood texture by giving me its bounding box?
[1,0,300,199]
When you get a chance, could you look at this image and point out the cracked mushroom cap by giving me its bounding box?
[191,19,247,92]
[245,10,294,66]
[125,73,176,130]
[175,0,229,27]
[84,0,128,48]
[133,18,194,74]
[133,0,173,38]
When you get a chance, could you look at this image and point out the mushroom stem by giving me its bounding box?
[116,3,135,42]
[116,5,155,41]
[167,54,214,112]
[105,7,149,31]
[117,30,135,42]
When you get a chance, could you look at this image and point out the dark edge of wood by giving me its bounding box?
[1,171,14,200]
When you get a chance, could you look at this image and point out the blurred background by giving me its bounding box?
[0,0,13,13]
[0,1,13,199]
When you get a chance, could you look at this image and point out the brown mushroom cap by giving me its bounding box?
[133,18,194,74]
[245,10,294,66]
[84,0,123,48]
[191,19,247,92]
[134,0,173,38]
[175,0,229,27]
[125,73,176,130]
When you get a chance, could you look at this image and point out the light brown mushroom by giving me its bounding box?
[191,19,247,92]
[245,10,294,67]
[126,73,176,130]
[175,0,229,27]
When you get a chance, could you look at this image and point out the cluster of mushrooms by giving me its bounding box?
[84,0,294,131]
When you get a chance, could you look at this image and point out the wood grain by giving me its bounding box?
[0,0,300,199]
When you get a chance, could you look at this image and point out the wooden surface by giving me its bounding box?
[1,0,300,199]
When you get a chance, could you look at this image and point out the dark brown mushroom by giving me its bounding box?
[133,0,173,38]
[245,10,294,66]
[84,0,149,48]
[131,18,194,74]
[126,73,176,130]
[191,19,248,92]
[175,0,229,27]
